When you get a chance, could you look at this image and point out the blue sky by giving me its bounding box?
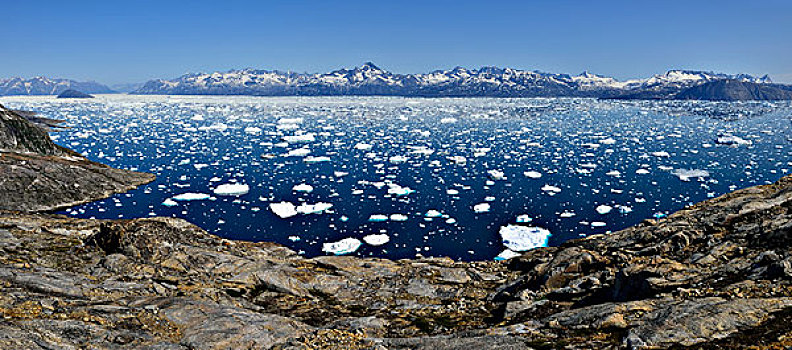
[3,0,791,84]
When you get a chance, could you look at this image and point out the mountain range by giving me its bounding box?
[2,64,791,100]
[131,62,791,100]
[0,77,114,96]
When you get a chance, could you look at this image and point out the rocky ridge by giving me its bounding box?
[0,104,155,211]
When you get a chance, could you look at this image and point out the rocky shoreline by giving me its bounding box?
[0,103,791,349]
[0,174,791,349]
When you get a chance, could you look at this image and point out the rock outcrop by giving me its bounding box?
[0,173,791,348]
[0,104,154,211]
[56,89,94,98]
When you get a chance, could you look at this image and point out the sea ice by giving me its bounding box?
[322,238,362,255]
[524,171,542,179]
[172,193,211,201]
[473,203,491,213]
[213,183,250,196]
[499,225,551,251]
[296,202,333,214]
[596,205,613,215]
[270,202,298,218]
[363,234,390,246]
[672,169,710,181]
[292,184,314,193]
[369,214,389,222]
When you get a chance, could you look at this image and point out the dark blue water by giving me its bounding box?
[3,95,790,260]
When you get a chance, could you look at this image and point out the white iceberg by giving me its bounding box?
[368,214,389,222]
[524,171,542,179]
[363,234,390,246]
[322,238,362,255]
[292,184,314,193]
[672,168,710,181]
[270,202,298,218]
[596,205,613,215]
[473,203,491,213]
[296,202,333,215]
[172,193,211,201]
[499,225,551,251]
[213,183,250,196]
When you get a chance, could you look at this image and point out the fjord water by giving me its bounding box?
[2,95,790,260]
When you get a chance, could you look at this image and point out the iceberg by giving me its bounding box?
[172,193,211,201]
[296,202,333,215]
[244,127,262,135]
[269,201,298,218]
[322,238,362,255]
[363,234,390,246]
[516,214,533,223]
[369,214,389,222]
[541,184,562,193]
[716,135,752,146]
[494,249,522,261]
[487,169,506,181]
[524,171,542,179]
[596,205,613,215]
[473,203,491,213]
[285,148,311,157]
[304,156,331,163]
[283,134,316,143]
[425,210,443,218]
[292,184,314,193]
[389,213,408,221]
[387,184,415,196]
[162,198,178,207]
[354,143,373,151]
[389,155,408,164]
[672,168,710,181]
[499,225,551,251]
[213,183,250,196]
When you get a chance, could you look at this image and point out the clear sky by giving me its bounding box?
[3,0,791,85]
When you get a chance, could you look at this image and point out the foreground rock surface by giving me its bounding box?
[1,173,792,348]
[0,104,154,211]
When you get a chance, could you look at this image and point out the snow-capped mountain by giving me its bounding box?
[0,77,114,96]
[132,63,776,99]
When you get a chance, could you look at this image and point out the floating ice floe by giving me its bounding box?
[270,202,298,218]
[283,134,316,143]
[363,234,390,246]
[162,198,178,207]
[473,203,491,213]
[440,117,458,124]
[516,214,533,223]
[285,148,311,157]
[389,155,408,164]
[651,151,670,157]
[487,170,506,181]
[541,184,562,194]
[213,183,250,196]
[596,205,613,215]
[172,193,211,201]
[499,225,551,251]
[390,213,408,221]
[296,202,333,215]
[559,211,576,218]
[591,222,607,227]
[636,168,650,175]
[387,184,415,196]
[447,156,467,165]
[672,168,710,181]
[369,214,389,222]
[524,171,542,179]
[425,210,443,218]
[322,238,362,255]
[244,127,262,135]
[716,135,752,146]
[292,184,314,193]
[354,143,373,151]
[494,249,522,261]
[278,117,303,125]
[304,156,331,163]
